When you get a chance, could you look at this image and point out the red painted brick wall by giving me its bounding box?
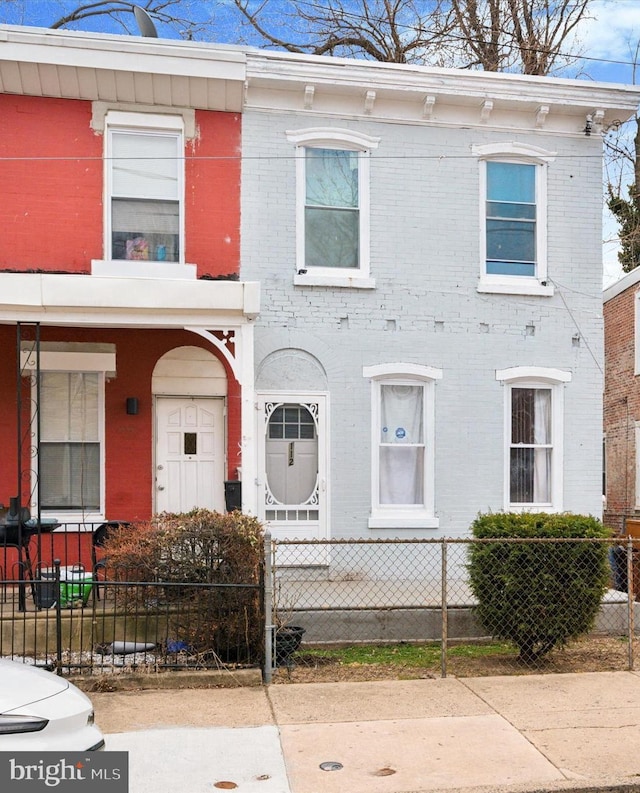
[187,111,241,278]
[0,96,243,527]
[0,97,242,279]
[0,325,240,523]
[0,95,102,271]
[604,285,640,533]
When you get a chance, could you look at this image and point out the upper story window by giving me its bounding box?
[486,161,536,276]
[110,128,180,263]
[287,128,380,289]
[93,111,193,279]
[363,363,442,529]
[497,367,571,512]
[474,143,556,297]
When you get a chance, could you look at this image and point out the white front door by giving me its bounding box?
[155,396,225,513]
[257,393,328,546]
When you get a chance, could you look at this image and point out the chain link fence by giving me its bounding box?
[3,531,639,681]
[267,536,640,680]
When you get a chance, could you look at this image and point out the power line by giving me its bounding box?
[258,0,640,75]
[0,153,621,162]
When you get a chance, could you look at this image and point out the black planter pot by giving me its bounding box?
[274,625,306,667]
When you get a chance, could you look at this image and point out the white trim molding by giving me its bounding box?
[364,363,442,530]
[286,127,381,149]
[103,111,186,271]
[475,143,556,297]
[496,366,571,513]
[496,367,572,384]
[287,127,379,286]
[471,142,557,163]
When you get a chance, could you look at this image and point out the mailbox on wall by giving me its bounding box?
[224,480,242,512]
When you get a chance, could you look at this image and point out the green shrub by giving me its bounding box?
[467,512,610,663]
[102,509,264,664]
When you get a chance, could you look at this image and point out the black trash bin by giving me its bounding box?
[224,480,242,512]
[34,568,57,609]
[610,545,628,592]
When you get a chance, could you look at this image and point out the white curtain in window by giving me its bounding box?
[533,389,551,503]
[379,385,424,505]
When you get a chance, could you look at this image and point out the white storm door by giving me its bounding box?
[259,395,328,542]
[155,397,225,513]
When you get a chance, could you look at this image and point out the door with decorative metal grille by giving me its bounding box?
[258,394,328,546]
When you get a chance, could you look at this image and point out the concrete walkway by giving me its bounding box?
[94,672,640,793]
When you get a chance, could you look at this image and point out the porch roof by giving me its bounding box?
[0,272,260,328]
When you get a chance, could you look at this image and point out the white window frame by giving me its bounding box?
[363,363,442,529]
[496,366,571,513]
[287,128,380,289]
[474,143,556,297]
[92,111,195,280]
[22,351,111,523]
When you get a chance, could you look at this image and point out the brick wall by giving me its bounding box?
[0,96,242,279]
[242,110,605,538]
[604,282,640,533]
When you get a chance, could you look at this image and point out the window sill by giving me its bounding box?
[368,516,439,529]
[477,277,554,297]
[91,260,197,280]
[294,273,376,289]
[508,505,560,514]
[40,513,106,530]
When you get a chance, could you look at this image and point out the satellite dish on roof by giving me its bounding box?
[133,6,159,38]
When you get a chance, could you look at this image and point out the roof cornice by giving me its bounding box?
[245,50,640,133]
[2,24,639,132]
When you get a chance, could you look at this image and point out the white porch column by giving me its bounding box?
[185,320,258,517]
[236,321,257,515]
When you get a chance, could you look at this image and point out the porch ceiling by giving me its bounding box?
[0,273,260,328]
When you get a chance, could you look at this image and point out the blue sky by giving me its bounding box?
[2,0,640,284]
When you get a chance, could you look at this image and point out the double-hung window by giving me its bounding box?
[474,143,555,296]
[287,128,380,288]
[364,364,442,529]
[41,372,101,511]
[105,112,184,267]
[486,161,536,277]
[21,347,113,518]
[497,367,571,512]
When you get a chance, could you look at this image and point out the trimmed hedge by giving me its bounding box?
[468,512,610,662]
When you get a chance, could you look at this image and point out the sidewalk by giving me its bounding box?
[93,671,640,793]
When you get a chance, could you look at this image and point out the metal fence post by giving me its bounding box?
[441,539,448,679]
[54,559,62,675]
[628,536,635,671]
[263,531,273,684]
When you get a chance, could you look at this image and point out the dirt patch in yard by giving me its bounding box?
[272,636,635,683]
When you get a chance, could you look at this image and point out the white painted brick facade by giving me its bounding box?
[242,109,605,539]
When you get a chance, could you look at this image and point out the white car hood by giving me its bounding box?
[0,659,69,713]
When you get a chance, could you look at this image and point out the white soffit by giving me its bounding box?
[0,24,246,111]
